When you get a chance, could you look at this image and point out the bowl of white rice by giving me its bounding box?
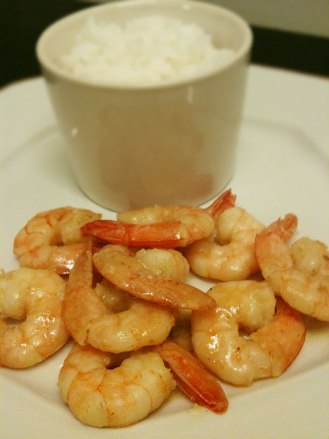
[36,0,252,211]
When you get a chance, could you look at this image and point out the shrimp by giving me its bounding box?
[169,309,193,351]
[156,340,228,414]
[191,281,306,386]
[135,248,190,281]
[63,250,175,353]
[58,343,176,427]
[13,207,101,275]
[255,228,329,321]
[0,267,69,368]
[185,206,265,281]
[185,208,297,281]
[93,245,216,311]
[81,189,236,249]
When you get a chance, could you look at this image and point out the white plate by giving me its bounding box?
[1,65,329,439]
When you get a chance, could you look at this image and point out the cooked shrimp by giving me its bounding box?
[13,207,101,275]
[169,309,193,351]
[0,267,69,368]
[58,343,176,427]
[191,281,306,386]
[135,248,190,281]
[63,250,175,353]
[93,245,216,311]
[256,229,329,321]
[185,209,297,281]
[81,190,235,249]
[156,340,228,414]
[185,206,264,281]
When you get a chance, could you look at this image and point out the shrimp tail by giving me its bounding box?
[264,213,298,242]
[81,219,186,248]
[206,189,236,219]
[255,213,298,278]
[93,245,216,311]
[105,269,217,311]
[156,340,228,414]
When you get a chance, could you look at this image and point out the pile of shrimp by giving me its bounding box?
[1,189,328,429]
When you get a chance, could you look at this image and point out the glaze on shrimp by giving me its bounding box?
[191,281,306,386]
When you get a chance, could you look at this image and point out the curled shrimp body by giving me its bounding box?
[14,207,101,275]
[81,190,236,249]
[185,206,265,281]
[93,245,216,311]
[185,209,298,281]
[63,250,175,353]
[256,230,329,322]
[135,248,190,281]
[58,343,176,428]
[0,268,69,368]
[191,281,306,386]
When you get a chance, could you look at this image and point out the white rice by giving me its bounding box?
[60,15,235,85]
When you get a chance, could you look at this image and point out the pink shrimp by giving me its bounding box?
[81,189,236,248]
[185,208,297,281]
[13,207,101,275]
[255,222,329,322]
[93,244,216,311]
[156,340,228,414]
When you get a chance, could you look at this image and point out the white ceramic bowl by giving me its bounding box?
[36,0,252,211]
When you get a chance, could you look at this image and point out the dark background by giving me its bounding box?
[1,0,328,87]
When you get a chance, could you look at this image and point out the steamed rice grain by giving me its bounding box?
[60,16,235,85]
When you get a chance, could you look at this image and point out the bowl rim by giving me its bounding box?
[36,0,253,91]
